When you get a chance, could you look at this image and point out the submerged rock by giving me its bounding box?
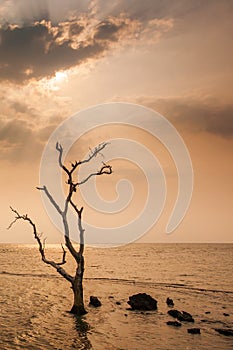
[187,328,201,334]
[215,328,233,336]
[89,296,101,307]
[166,321,181,327]
[166,297,174,307]
[127,293,157,311]
[168,309,194,322]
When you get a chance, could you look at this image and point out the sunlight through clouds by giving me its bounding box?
[0,0,232,243]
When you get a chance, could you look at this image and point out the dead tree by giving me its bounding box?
[8,142,112,316]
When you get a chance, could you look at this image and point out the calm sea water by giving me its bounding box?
[0,243,232,350]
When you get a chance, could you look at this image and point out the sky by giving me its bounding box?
[0,0,232,243]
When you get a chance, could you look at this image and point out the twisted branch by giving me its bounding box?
[8,207,73,283]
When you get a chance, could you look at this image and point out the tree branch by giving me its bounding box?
[56,142,70,176]
[8,207,74,283]
[70,142,110,174]
[75,163,112,186]
[36,185,63,215]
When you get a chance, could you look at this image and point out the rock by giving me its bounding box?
[223,313,230,316]
[127,293,157,311]
[205,311,211,314]
[108,296,114,299]
[166,297,174,307]
[215,328,233,336]
[168,309,181,318]
[180,311,194,322]
[89,296,101,307]
[166,321,181,327]
[168,309,194,322]
[188,328,201,334]
[116,301,121,305]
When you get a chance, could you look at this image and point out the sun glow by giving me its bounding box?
[39,70,69,91]
[55,71,68,83]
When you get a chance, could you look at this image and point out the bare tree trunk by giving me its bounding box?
[71,256,86,315]
[8,142,112,316]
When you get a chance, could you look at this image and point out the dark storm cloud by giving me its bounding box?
[0,21,104,82]
[69,22,84,36]
[136,97,233,138]
[94,20,125,41]
[0,0,178,83]
[0,15,139,82]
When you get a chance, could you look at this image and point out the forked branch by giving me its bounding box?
[7,207,73,283]
[75,163,112,186]
[56,141,110,175]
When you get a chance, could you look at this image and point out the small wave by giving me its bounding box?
[84,277,233,295]
[0,271,58,279]
[1,271,232,295]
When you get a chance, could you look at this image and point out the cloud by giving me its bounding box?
[0,0,174,83]
[0,114,65,161]
[0,117,40,161]
[94,19,125,41]
[119,96,233,139]
[0,20,103,82]
[0,18,130,82]
[0,79,72,162]
[0,118,31,144]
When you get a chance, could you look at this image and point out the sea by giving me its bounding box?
[0,243,232,350]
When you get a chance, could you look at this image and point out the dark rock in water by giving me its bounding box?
[167,309,181,318]
[215,328,233,336]
[188,328,201,334]
[205,311,211,314]
[89,296,101,307]
[223,313,230,316]
[166,297,174,307]
[167,321,181,327]
[127,293,157,311]
[180,311,194,322]
[168,309,194,322]
[116,301,121,305]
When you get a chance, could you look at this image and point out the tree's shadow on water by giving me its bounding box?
[72,316,92,349]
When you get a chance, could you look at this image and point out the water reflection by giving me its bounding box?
[72,316,92,349]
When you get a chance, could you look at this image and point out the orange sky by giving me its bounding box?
[0,0,232,243]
